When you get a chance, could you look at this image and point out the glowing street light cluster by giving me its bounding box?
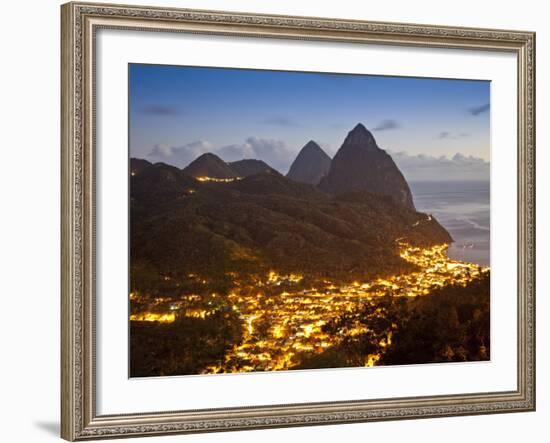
[130,312,176,323]
[195,176,242,183]
[130,242,488,373]
[202,242,488,373]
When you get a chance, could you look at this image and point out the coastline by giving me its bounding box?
[409,180,490,267]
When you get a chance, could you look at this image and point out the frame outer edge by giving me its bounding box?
[61,2,77,441]
[517,31,535,411]
[60,1,536,439]
[532,32,536,411]
[527,31,536,411]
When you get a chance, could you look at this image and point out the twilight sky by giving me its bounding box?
[129,64,490,181]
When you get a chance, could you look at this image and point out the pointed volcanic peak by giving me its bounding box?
[319,123,415,210]
[229,159,278,177]
[183,153,239,179]
[286,140,332,185]
[341,123,379,151]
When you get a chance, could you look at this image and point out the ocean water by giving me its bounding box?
[409,181,490,267]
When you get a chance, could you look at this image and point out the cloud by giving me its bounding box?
[468,103,490,116]
[373,119,400,131]
[148,140,213,167]
[450,152,486,165]
[259,116,300,127]
[218,137,293,171]
[389,150,489,181]
[140,104,181,116]
[437,131,470,140]
[217,143,255,161]
[146,136,489,181]
[148,137,293,172]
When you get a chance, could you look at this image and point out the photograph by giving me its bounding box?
[128,64,491,377]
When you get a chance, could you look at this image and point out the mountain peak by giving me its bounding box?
[343,123,377,150]
[286,140,332,185]
[229,159,278,177]
[183,152,238,179]
[195,152,223,162]
[303,140,322,151]
[352,122,368,133]
[319,124,415,210]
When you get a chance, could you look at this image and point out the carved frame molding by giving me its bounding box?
[61,2,535,440]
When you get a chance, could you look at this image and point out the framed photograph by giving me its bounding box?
[61,2,536,440]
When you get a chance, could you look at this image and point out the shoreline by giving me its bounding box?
[446,241,490,267]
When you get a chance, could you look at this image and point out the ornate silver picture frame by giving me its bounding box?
[61,1,535,440]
